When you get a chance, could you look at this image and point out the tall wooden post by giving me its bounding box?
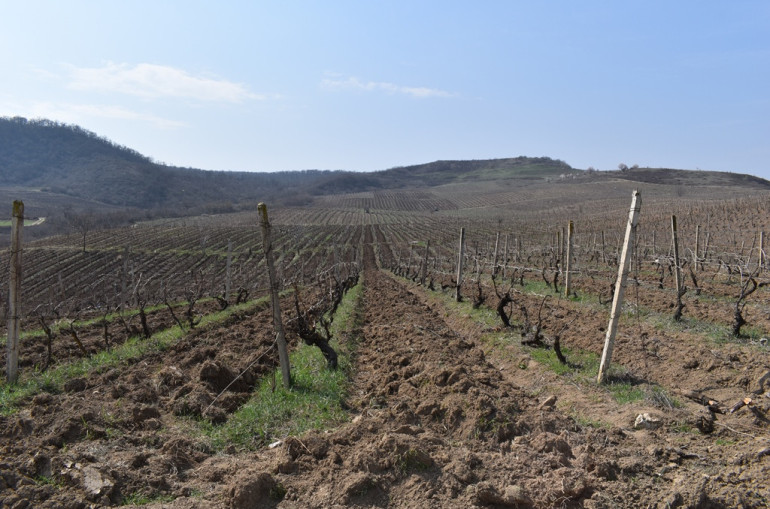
[258,203,291,388]
[671,215,684,320]
[492,232,500,276]
[597,191,641,384]
[564,220,574,298]
[455,227,465,302]
[694,225,700,272]
[7,201,23,384]
[225,239,232,300]
[760,231,765,272]
[121,245,129,304]
[502,233,509,278]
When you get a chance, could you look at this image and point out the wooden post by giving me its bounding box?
[502,233,509,278]
[226,239,232,300]
[492,232,500,276]
[121,245,129,304]
[421,239,430,286]
[7,201,23,384]
[694,225,700,272]
[561,227,566,264]
[597,191,641,384]
[455,227,465,302]
[760,231,765,272]
[672,216,683,317]
[564,220,574,298]
[258,203,291,388]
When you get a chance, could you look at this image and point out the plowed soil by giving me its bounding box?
[1,231,769,508]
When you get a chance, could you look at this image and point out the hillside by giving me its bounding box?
[0,117,344,210]
[0,118,580,208]
[2,116,769,224]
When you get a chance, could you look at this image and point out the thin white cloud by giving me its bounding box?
[65,62,262,103]
[321,74,454,98]
[15,101,187,129]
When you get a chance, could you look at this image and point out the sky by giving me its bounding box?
[1,1,769,178]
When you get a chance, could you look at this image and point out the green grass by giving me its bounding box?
[526,346,600,376]
[201,279,364,452]
[607,382,646,404]
[0,220,11,227]
[0,296,273,416]
[647,311,765,346]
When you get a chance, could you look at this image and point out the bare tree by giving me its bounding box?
[64,208,97,253]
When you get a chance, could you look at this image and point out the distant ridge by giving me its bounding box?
[1,117,768,218]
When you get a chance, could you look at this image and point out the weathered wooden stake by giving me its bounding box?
[455,227,465,302]
[225,239,232,300]
[7,201,23,384]
[258,203,291,388]
[671,216,682,301]
[760,231,765,272]
[492,232,500,276]
[694,225,700,272]
[121,245,129,304]
[597,191,641,384]
[564,220,574,298]
[502,233,509,278]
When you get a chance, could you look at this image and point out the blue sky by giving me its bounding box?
[2,1,769,178]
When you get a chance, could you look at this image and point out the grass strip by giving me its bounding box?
[201,278,364,452]
[0,296,273,416]
[417,275,680,407]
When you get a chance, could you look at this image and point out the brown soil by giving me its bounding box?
[1,231,769,508]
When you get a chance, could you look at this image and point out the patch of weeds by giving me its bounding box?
[607,382,646,405]
[671,421,696,434]
[395,448,433,475]
[527,347,574,375]
[34,475,63,488]
[715,438,737,446]
[522,280,556,295]
[526,345,599,378]
[572,412,611,430]
[645,385,681,409]
[270,483,287,501]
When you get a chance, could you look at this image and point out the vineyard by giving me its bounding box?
[1,181,770,508]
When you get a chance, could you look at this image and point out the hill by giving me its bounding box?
[2,116,769,226]
[0,117,338,211]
